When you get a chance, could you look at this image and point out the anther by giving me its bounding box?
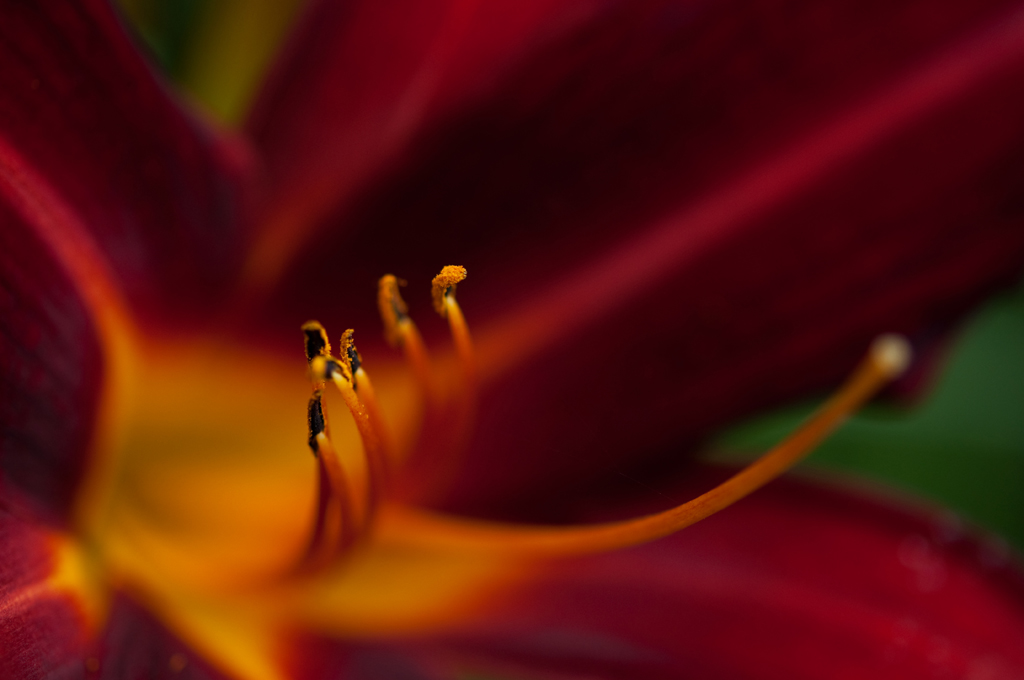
[431,265,467,317]
[302,321,331,362]
[338,329,362,389]
[307,391,326,456]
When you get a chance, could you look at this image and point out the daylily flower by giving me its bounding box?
[3,0,1024,678]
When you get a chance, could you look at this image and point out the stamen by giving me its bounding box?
[338,329,393,481]
[383,334,913,556]
[430,265,477,387]
[422,266,479,495]
[297,323,389,572]
[309,355,379,534]
[378,275,439,404]
[306,390,327,456]
[299,391,353,571]
[374,267,481,501]
[430,265,467,317]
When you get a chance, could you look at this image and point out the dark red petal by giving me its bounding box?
[0,0,248,325]
[0,504,90,680]
[244,0,619,287]
[254,0,1024,511]
[289,476,1024,680]
[0,194,103,522]
[86,595,235,680]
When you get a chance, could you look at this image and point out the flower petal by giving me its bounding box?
[0,503,101,680]
[0,0,249,324]
[255,0,1024,510]
[0,194,105,521]
[87,595,244,680]
[244,0,619,289]
[287,476,1024,679]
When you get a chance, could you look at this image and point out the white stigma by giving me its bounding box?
[870,333,913,378]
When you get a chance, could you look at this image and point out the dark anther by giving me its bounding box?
[390,298,408,322]
[307,392,326,455]
[304,327,328,362]
[346,345,361,376]
[324,359,343,380]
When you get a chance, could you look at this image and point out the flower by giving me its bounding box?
[3,1,1024,679]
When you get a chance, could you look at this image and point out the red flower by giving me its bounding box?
[2,1,1024,678]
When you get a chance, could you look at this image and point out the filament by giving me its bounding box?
[323,359,384,528]
[303,430,353,569]
[297,322,390,572]
[378,275,440,406]
[297,391,353,572]
[381,334,913,556]
[376,271,473,499]
[339,329,394,471]
[428,265,479,488]
[431,265,478,400]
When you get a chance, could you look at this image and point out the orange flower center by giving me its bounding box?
[66,263,910,680]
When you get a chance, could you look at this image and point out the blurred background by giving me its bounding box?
[114,0,1024,551]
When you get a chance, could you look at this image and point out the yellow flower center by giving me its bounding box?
[70,263,909,680]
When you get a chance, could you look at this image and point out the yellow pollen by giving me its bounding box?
[431,265,467,317]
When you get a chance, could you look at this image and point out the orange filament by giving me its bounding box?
[381,334,913,556]
[298,321,350,570]
[302,429,353,570]
[378,275,440,406]
[323,361,384,525]
[429,266,479,486]
[374,268,481,501]
[298,392,353,572]
[352,367,393,466]
[339,330,394,469]
[431,265,477,391]
[298,322,391,571]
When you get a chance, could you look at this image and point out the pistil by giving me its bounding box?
[384,334,912,555]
